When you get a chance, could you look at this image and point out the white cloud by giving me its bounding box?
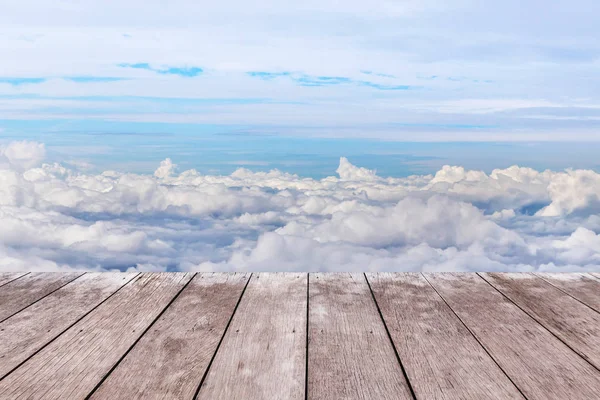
[537,169,600,217]
[0,141,599,272]
[336,157,378,181]
[153,158,176,178]
[0,141,46,170]
[552,227,600,265]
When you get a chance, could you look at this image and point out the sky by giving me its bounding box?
[1,1,600,272]
[2,0,600,144]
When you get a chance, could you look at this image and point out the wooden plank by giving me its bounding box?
[0,272,83,322]
[90,273,250,400]
[481,272,600,369]
[425,273,600,400]
[0,272,28,287]
[0,273,137,379]
[0,272,193,400]
[308,273,413,400]
[367,273,523,399]
[535,273,600,311]
[197,273,306,400]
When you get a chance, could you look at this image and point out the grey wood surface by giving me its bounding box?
[481,272,600,370]
[0,273,137,378]
[0,272,28,287]
[425,273,600,400]
[367,273,524,400]
[91,273,250,400]
[0,272,599,399]
[0,273,193,400]
[308,273,414,400]
[535,273,600,311]
[0,272,83,322]
[197,273,307,400]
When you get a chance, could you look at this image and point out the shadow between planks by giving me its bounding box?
[0,272,599,399]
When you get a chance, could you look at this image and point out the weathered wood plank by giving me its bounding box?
[308,273,413,400]
[0,273,193,400]
[91,273,250,400]
[367,273,523,399]
[197,273,306,400]
[425,273,600,400]
[0,272,28,287]
[0,273,137,379]
[535,273,600,311]
[481,272,600,370]
[0,272,83,322]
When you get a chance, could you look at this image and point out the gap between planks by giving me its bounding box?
[85,273,200,399]
[0,272,85,323]
[0,273,195,399]
[0,272,30,288]
[426,272,600,400]
[369,272,525,399]
[0,273,140,380]
[364,273,418,400]
[478,272,600,372]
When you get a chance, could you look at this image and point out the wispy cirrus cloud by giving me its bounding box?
[357,81,413,90]
[0,76,128,85]
[63,76,129,83]
[246,71,292,80]
[360,70,397,79]
[0,78,46,85]
[294,75,353,86]
[117,63,203,77]
[246,71,414,90]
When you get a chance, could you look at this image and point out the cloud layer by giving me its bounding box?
[1,141,600,272]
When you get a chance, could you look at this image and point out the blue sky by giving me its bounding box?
[1,0,600,174]
[2,118,600,177]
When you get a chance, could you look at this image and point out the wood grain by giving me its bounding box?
[0,272,28,288]
[0,273,193,400]
[91,273,250,400]
[0,273,137,379]
[481,272,600,369]
[0,272,83,322]
[535,273,600,311]
[367,273,523,399]
[308,273,413,400]
[425,273,600,400]
[197,273,306,400]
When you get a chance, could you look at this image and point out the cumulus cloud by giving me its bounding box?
[0,141,599,272]
[0,141,46,170]
[336,157,378,181]
[153,158,176,179]
[537,169,600,217]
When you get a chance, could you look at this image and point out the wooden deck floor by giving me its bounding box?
[1,272,600,399]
